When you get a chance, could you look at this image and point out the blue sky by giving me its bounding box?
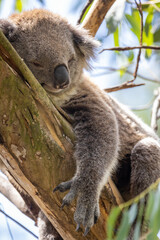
[0,0,79,21]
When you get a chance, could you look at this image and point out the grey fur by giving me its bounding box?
[1,9,160,235]
[38,211,62,240]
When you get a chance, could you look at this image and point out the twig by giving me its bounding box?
[93,66,160,84]
[104,81,144,93]
[151,88,160,132]
[132,0,143,81]
[0,209,38,239]
[77,0,94,24]
[100,45,160,53]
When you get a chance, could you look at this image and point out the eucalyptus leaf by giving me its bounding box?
[115,210,131,240]
[105,0,126,35]
[125,9,141,41]
[153,27,160,42]
[143,8,154,58]
[15,0,22,12]
[114,27,119,47]
[128,203,138,225]
[107,207,121,240]
[80,1,93,23]
[133,199,145,240]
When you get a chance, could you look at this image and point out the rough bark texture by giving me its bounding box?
[81,0,116,36]
[0,0,118,239]
[0,58,117,239]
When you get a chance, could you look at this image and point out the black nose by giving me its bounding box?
[54,65,70,89]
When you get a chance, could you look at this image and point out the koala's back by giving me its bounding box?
[105,94,158,158]
[68,77,158,160]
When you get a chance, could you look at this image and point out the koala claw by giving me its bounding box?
[84,227,90,236]
[53,179,100,236]
[53,180,72,193]
[76,223,80,232]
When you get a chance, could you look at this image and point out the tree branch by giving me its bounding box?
[81,0,116,36]
[151,88,160,132]
[0,175,30,217]
[105,81,144,93]
[93,66,160,84]
[100,45,160,53]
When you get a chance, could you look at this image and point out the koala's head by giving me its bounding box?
[0,9,99,93]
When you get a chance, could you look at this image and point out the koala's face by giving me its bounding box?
[0,9,98,93]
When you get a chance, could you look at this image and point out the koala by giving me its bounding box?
[0,9,160,236]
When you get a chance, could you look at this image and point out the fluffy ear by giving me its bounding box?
[70,25,100,62]
[0,19,17,42]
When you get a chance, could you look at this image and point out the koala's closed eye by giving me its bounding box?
[68,57,76,64]
[29,61,44,68]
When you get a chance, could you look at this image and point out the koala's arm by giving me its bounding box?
[54,86,119,234]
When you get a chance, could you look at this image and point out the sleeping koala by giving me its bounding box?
[0,9,160,236]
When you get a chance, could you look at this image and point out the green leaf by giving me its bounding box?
[154,27,160,42]
[142,2,160,11]
[144,191,154,224]
[105,0,126,35]
[125,9,141,41]
[143,8,154,58]
[80,2,93,23]
[128,51,134,63]
[133,199,145,240]
[114,27,119,47]
[119,68,126,77]
[128,203,138,225]
[15,0,22,12]
[150,187,160,237]
[115,209,131,240]
[107,207,121,240]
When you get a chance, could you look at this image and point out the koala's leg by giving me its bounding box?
[54,97,119,234]
[130,137,160,198]
[128,137,160,240]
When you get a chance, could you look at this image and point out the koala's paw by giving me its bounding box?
[74,196,100,236]
[53,178,100,235]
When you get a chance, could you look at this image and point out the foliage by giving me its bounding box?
[107,180,160,240]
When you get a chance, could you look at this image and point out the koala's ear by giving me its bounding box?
[0,19,17,42]
[71,26,100,61]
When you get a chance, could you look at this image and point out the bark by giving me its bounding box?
[81,0,116,36]
[0,0,119,239]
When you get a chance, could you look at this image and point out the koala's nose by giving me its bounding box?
[54,65,70,89]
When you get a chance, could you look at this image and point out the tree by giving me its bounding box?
[0,0,160,239]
